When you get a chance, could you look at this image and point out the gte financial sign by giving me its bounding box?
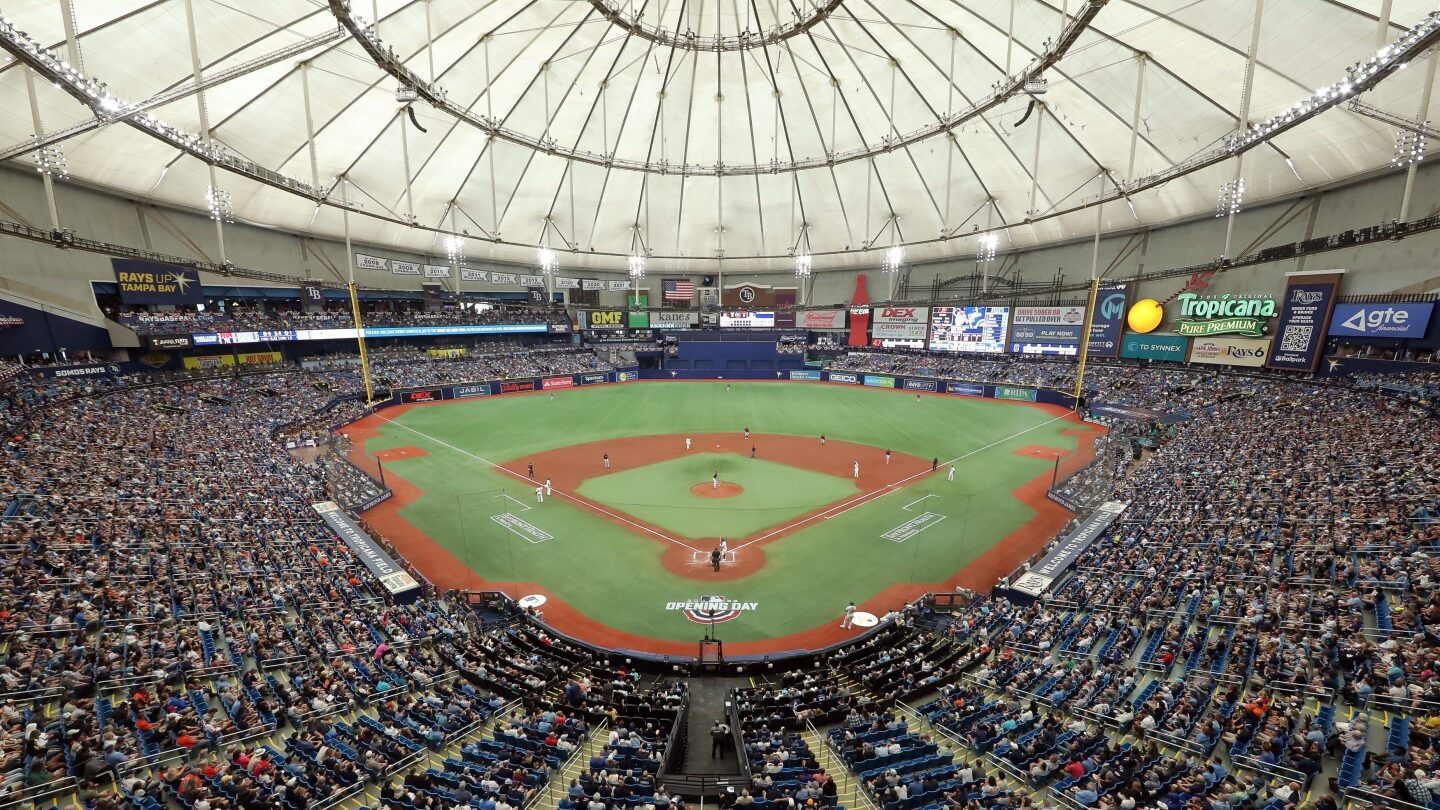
[1174,292,1277,337]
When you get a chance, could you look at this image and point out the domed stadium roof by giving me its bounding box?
[0,0,1435,271]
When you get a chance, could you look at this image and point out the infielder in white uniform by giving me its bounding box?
[841,601,857,629]
[535,485,544,504]
[685,436,692,450]
[852,461,860,478]
[947,465,956,482]
[545,478,553,496]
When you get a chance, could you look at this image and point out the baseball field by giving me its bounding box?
[343,380,1099,656]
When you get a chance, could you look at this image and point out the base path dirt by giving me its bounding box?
[691,482,743,498]
[342,393,1102,657]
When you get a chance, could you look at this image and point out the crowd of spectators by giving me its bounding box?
[116,305,568,336]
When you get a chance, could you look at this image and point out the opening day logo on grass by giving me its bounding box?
[667,596,758,624]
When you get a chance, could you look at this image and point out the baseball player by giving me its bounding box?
[820,435,827,446]
[932,457,939,472]
[603,453,611,468]
[743,427,750,440]
[686,436,692,451]
[710,547,722,571]
[947,465,956,482]
[750,445,756,458]
[885,449,891,465]
[545,478,553,496]
[535,485,544,504]
[712,470,720,490]
[852,461,860,479]
[720,538,729,557]
[841,601,857,629]
[527,463,535,479]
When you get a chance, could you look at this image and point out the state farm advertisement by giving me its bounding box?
[871,306,930,340]
[541,376,575,390]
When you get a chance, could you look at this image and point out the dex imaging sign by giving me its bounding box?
[1328,303,1433,339]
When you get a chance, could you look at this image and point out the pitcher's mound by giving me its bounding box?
[691,482,743,498]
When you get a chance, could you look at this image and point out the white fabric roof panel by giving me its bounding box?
[0,0,1433,271]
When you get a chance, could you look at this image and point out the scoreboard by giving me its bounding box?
[929,306,1010,354]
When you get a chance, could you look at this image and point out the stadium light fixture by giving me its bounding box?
[206,186,233,223]
[627,254,646,280]
[35,143,67,179]
[537,246,559,274]
[881,245,904,273]
[1215,179,1245,218]
[1393,127,1427,167]
[793,253,813,278]
[977,232,999,262]
[445,234,465,266]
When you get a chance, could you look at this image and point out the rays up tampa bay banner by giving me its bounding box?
[1266,270,1344,372]
[113,259,204,305]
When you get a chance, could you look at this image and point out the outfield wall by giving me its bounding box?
[636,367,1080,409]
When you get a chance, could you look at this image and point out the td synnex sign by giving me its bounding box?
[1328,303,1433,338]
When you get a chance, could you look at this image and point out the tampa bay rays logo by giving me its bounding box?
[666,595,757,624]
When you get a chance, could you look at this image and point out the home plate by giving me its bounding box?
[851,612,879,627]
[518,594,547,608]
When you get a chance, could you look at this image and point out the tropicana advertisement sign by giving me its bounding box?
[1173,292,1277,337]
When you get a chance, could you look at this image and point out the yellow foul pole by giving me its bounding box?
[1072,276,1101,407]
[339,176,375,404]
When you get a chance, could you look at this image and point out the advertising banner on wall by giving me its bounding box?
[148,335,193,349]
[827,372,860,384]
[1189,336,1272,367]
[790,370,822,381]
[863,375,896,388]
[994,386,1039,402]
[541,376,575,390]
[113,260,204,305]
[1088,284,1128,357]
[498,379,537,393]
[871,306,930,340]
[774,289,797,328]
[1267,270,1343,371]
[800,310,847,330]
[723,284,774,307]
[1174,292,1277,336]
[902,378,938,391]
[929,306,1010,354]
[1013,306,1086,327]
[720,311,776,328]
[453,384,490,399]
[1328,302,1434,339]
[651,311,699,329]
[313,502,420,598]
[945,382,986,397]
[583,310,626,330]
[401,388,444,403]
[1121,333,1189,361]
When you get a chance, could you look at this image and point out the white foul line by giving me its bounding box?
[376,415,703,552]
[902,493,939,512]
[496,493,532,512]
[731,412,1070,551]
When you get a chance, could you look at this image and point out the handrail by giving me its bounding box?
[812,718,878,810]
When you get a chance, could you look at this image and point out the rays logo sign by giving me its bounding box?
[666,596,758,624]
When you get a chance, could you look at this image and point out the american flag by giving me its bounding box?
[663,279,695,301]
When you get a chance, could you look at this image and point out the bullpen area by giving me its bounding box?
[344,381,1099,656]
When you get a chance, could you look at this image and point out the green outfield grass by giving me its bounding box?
[363,382,1080,643]
[574,452,860,539]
